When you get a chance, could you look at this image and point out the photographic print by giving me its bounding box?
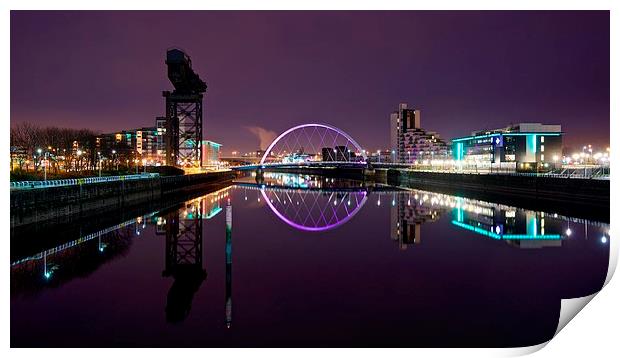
[9,9,611,349]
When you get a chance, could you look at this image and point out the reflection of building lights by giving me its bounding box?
[566,228,572,237]
[601,236,608,244]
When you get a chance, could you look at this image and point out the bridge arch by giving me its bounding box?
[260,123,367,164]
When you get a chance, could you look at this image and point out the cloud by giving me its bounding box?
[245,126,278,150]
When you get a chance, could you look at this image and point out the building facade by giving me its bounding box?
[390,102,450,163]
[98,126,165,164]
[155,116,167,161]
[452,123,563,172]
[202,140,222,167]
[321,147,335,161]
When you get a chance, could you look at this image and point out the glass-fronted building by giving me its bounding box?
[201,140,222,168]
[452,123,562,172]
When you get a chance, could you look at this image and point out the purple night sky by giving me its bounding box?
[10,11,609,154]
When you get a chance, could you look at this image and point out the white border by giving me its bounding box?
[2,1,617,357]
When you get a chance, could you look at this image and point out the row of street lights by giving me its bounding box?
[32,147,151,179]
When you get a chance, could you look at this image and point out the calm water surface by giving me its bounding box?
[10,174,610,347]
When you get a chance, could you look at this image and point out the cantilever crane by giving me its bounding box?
[163,48,207,167]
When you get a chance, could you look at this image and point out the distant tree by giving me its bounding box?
[10,122,98,173]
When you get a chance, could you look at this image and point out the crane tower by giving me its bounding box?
[162,48,207,167]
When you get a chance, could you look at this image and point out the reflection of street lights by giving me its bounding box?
[43,252,51,279]
[142,158,147,174]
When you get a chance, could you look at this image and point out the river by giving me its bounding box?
[10,173,610,347]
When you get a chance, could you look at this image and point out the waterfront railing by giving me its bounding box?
[10,173,160,190]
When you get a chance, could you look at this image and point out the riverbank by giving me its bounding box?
[386,169,609,222]
[10,171,236,228]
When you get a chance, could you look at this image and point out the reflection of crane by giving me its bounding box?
[162,201,206,323]
[163,48,207,168]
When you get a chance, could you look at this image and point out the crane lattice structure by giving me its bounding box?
[163,48,207,167]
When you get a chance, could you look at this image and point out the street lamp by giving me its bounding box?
[44,151,48,181]
[36,148,49,181]
[76,149,82,172]
[112,150,118,171]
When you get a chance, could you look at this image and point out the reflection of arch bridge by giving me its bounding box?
[232,124,369,172]
[237,173,407,232]
[238,184,368,232]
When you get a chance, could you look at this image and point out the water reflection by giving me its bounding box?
[239,173,369,231]
[225,199,233,328]
[11,216,141,292]
[11,175,610,295]
[11,187,232,324]
[10,173,610,347]
[387,189,608,250]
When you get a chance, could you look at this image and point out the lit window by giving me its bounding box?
[540,154,544,161]
[540,136,545,143]
[541,145,545,152]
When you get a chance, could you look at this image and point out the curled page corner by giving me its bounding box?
[604,231,618,287]
[510,294,599,357]
[554,293,597,337]
[502,341,550,356]
[512,235,616,355]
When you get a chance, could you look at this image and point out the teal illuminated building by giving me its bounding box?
[452,123,562,172]
[201,140,222,168]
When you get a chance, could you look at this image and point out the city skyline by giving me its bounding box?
[8,6,613,350]
[11,11,609,153]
